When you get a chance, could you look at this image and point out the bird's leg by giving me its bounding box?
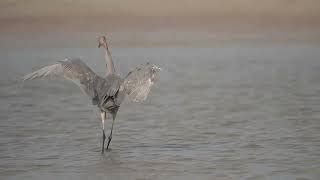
[101,112,107,153]
[106,113,116,150]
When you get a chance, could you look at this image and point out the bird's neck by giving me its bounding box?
[104,47,115,75]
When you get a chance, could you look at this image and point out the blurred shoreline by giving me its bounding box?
[1,16,320,48]
[1,2,320,48]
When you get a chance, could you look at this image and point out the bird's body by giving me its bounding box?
[93,73,123,113]
[23,36,160,152]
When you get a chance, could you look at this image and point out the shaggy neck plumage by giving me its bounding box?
[104,45,115,75]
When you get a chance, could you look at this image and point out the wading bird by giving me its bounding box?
[23,36,161,153]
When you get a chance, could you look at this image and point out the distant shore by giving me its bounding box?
[1,15,320,48]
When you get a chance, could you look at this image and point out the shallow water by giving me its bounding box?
[1,44,320,180]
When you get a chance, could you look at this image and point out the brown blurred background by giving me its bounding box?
[1,0,320,47]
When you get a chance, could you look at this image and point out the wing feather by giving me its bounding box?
[23,63,63,80]
[122,63,161,102]
[23,58,102,99]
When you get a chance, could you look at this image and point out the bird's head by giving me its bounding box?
[97,35,109,49]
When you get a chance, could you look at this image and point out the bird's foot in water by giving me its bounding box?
[105,148,112,152]
[106,136,112,150]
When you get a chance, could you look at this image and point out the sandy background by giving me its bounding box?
[1,0,320,47]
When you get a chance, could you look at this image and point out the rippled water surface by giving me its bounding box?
[1,44,320,180]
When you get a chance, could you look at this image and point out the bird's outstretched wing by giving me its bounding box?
[121,63,161,102]
[23,58,103,99]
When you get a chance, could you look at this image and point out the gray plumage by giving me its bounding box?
[23,58,160,112]
[23,57,161,151]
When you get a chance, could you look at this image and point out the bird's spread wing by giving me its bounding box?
[122,63,161,102]
[23,58,102,99]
